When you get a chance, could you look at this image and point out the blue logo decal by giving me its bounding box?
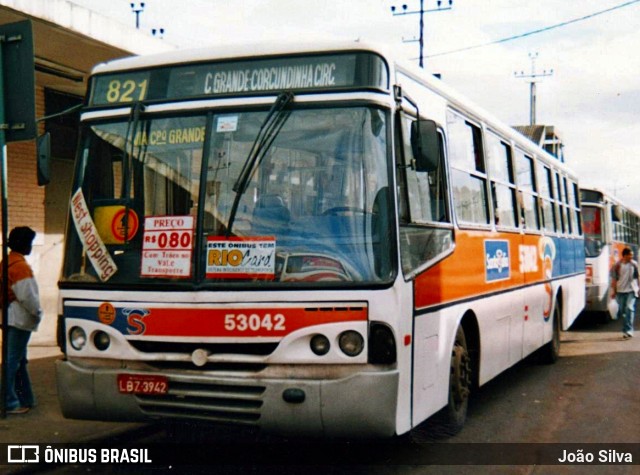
[485,240,510,282]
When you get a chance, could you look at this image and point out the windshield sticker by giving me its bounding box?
[70,189,118,281]
[141,216,194,278]
[216,116,238,133]
[206,236,275,279]
[94,205,139,244]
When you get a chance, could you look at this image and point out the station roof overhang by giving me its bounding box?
[0,0,176,98]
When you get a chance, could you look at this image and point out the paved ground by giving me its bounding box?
[0,345,145,445]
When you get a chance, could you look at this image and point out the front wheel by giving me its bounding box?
[405,325,472,441]
[435,325,472,435]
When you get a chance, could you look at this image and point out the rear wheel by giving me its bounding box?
[539,301,561,364]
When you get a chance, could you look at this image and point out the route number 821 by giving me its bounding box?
[224,313,286,332]
[105,79,149,103]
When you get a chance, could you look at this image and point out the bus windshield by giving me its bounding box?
[582,205,604,257]
[62,105,393,286]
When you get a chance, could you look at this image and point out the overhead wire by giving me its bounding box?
[420,0,640,59]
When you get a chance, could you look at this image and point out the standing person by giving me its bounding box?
[610,247,639,339]
[2,226,42,414]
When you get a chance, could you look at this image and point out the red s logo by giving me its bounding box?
[123,308,150,335]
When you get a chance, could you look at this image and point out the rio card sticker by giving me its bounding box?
[141,216,194,278]
[206,236,275,279]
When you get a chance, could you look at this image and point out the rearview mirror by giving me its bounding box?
[36,132,51,186]
[410,119,440,173]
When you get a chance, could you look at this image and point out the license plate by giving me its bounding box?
[117,374,169,395]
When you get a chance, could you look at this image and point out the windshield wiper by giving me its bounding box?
[226,91,294,236]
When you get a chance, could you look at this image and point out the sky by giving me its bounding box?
[70,0,640,208]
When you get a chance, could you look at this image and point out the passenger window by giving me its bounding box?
[486,131,517,228]
[553,173,566,234]
[538,165,557,232]
[514,150,540,230]
[447,110,488,226]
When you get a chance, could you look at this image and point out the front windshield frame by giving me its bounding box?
[61,100,397,290]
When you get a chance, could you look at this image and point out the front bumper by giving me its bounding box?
[56,359,399,438]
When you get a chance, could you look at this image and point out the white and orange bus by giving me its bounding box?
[55,42,585,437]
[581,187,640,317]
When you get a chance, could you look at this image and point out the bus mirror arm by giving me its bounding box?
[393,85,420,117]
[393,84,440,173]
[34,102,84,187]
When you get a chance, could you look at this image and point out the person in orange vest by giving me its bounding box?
[3,226,42,414]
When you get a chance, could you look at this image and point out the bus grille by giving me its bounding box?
[137,379,265,424]
[129,341,278,356]
[145,361,267,373]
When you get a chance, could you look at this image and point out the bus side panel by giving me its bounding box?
[585,251,610,312]
[411,229,526,423]
[411,308,446,427]
[411,229,581,421]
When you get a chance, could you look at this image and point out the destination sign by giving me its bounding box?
[89,52,388,106]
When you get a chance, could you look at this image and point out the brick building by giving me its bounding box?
[0,0,174,344]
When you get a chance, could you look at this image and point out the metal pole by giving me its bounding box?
[418,0,425,68]
[391,1,452,69]
[530,81,536,125]
[0,38,9,419]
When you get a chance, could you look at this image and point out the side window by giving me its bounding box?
[572,182,582,235]
[515,150,540,230]
[399,115,449,224]
[447,110,489,225]
[538,165,557,232]
[563,177,573,235]
[397,113,453,276]
[486,131,517,228]
[555,173,566,234]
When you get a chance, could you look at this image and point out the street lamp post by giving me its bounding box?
[130,2,145,29]
[391,0,453,68]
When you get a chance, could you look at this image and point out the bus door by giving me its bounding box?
[396,112,454,424]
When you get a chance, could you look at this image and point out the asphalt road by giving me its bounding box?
[24,312,640,475]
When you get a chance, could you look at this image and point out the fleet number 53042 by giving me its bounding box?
[224,313,286,332]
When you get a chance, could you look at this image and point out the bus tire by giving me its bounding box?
[539,301,561,364]
[403,324,472,441]
[442,325,472,434]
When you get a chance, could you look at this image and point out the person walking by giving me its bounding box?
[610,247,638,339]
[2,226,42,414]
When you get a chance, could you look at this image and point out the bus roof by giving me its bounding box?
[90,40,577,178]
[580,185,640,214]
[91,40,393,74]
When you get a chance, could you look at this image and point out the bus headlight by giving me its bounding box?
[310,334,330,355]
[69,327,87,351]
[93,331,111,351]
[339,330,364,357]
